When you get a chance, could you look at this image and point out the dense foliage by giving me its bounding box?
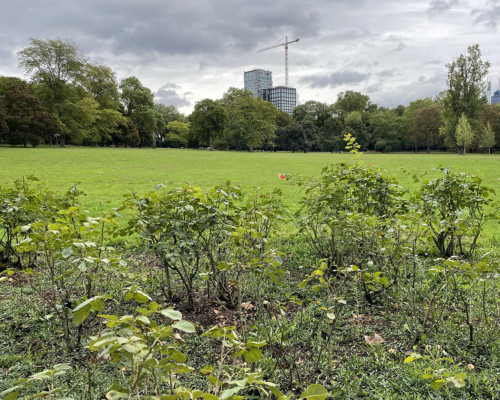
[1,39,499,152]
[1,156,499,399]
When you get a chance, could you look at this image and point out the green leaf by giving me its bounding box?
[430,380,445,391]
[243,347,262,363]
[62,246,73,259]
[106,390,130,400]
[220,386,242,399]
[73,304,90,325]
[172,320,196,333]
[133,291,151,304]
[245,340,267,348]
[200,365,213,375]
[201,394,219,400]
[161,309,182,321]
[169,348,187,362]
[0,386,20,400]
[300,384,329,400]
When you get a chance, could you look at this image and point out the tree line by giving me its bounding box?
[0,39,498,153]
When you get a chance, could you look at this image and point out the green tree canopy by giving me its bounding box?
[18,38,92,144]
[480,122,496,153]
[455,113,475,154]
[189,98,227,151]
[442,44,490,149]
[412,105,443,153]
[2,84,56,147]
[120,76,156,147]
[334,91,370,117]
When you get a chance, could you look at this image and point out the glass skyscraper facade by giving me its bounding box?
[264,86,297,115]
[244,69,297,114]
[244,69,273,99]
[491,90,500,105]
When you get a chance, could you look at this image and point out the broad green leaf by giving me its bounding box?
[161,309,182,321]
[173,320,196,333]
[133,291,151,304]
[200,365,213,375]
[0,386,20,400]
[220,386,242,399]
[169,348,187,362]
[430,380,445,391]
[300,384,329,400]
[201,394,218,400]
[106,390,129,400]
[62,246,73,259]
[243,347,262,363]
[73,305,90,325]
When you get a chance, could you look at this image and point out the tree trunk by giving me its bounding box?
[209,135,213,151]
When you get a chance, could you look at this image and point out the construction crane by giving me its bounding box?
[258,36,299,87]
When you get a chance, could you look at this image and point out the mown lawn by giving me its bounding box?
[1,146,499,239]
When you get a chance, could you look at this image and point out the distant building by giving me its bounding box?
[491,90,500,105]
[244,69,273,99]
[264,86,297,115]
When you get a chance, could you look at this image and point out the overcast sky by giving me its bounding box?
[1,0,499,114]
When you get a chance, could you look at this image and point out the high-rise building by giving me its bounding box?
[491,90,500,105]
[264,86,297,115]
[244,69,273,98]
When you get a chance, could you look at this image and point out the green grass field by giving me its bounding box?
[1,147,499,238]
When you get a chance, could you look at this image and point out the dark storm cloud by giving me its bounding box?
[155,84,191,108]
[428,0,459,15]
[1,0,322,61]
[471,1,500,30]
[330,71,369,87]
[298,75,330,88]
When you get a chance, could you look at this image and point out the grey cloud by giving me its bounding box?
[378,69,397,77]
[155,85,191,108]
[471,1,500,30]
[298,75,330,88]
[330,71,369,87]
[428,0,459,15]
[392,42,406,52]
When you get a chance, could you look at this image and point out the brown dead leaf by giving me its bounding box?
[364,333,385,346]
[241,302,254,311]
[173,333,185,344]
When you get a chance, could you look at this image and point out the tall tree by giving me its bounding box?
[334,91,370,117]
[153,104,185,147]
[455,114,474,154]
[0,76,28,96]
[190,99,226,151]
[479,104,500,148]
[479,122,496,154]
[165,121,190,147]
[292,100,332,128]
[412,105,443,153]
[18,39,94,145]
[120,76,155,147]
[402,98,434,151]
[2,84,55,147]
[442,44,490,149]
[225,94,277,151]
[317,116,344,152]
[84,64,125,145]
[368,109,401,152]
[342,111,370,150]
[0,97,9,141]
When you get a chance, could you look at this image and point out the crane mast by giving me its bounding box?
[258,36,300,87]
